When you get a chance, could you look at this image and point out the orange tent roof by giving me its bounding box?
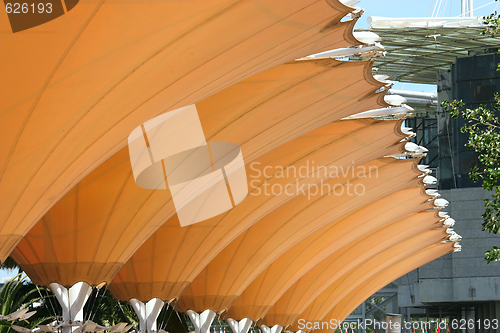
[227,186,435,321]
[0,0,357,263]
[109,118,401,302]
[293,242,454,331]
[11,58,384,288]
[262,212,447,327]
[3,1,459,329]
[176,157,424,312]
[11,43,387,286]
[302,243,455,333]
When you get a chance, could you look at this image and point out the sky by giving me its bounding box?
[354,0,500,93]
[355,0,499,29]
[1,0,499,283]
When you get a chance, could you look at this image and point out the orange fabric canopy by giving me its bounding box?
[10,55,383,287]
[262,212,447,327]
[0,0,357,263]
[305,243,455,333]
[176,157,424,312]
[2,1,458,328]
[293,241,454,330]
[11,45,386,286]
[227,186,435,321]
[109,118,401,302]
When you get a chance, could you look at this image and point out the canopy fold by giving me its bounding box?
[227,186,435,321]
[261,212,447,327]
[0,0,357,263]
[177,157,424,312]
[1,1,459,329]
[110,119,402,302]
[300,243,455,333]
[291,239,454,330]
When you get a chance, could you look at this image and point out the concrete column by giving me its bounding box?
[130,298,165,332]
[260,324,283,333]
[227,318,253,333]
[450,316,456,333]
[490,303,496,333]
[186,309,216,333]
[477,306,484,333]
[362,302,366,333]
[471,307,477,333]
[494,302,500,333]
[49,282,92,333]
[483,305,491,333]
[406,308,411,333]
[483,304,491,333]
[464,307,468,333]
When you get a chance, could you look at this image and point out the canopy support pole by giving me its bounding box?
[227,318,253,333]
[186,309,216,333]
[49,282,92,333]
[260,324,283,333]
[130,298,165,332]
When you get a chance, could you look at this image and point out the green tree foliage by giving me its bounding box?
[441,10,500,261]
[0,274,55,333]
[0,272,192,333]
[83,291,190,333]
[483,3,500,39]
[83,289,138,328]
[442,97,500,262]
[159,307,190,333]
[1,259,21,273]
[364,296,386,322]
